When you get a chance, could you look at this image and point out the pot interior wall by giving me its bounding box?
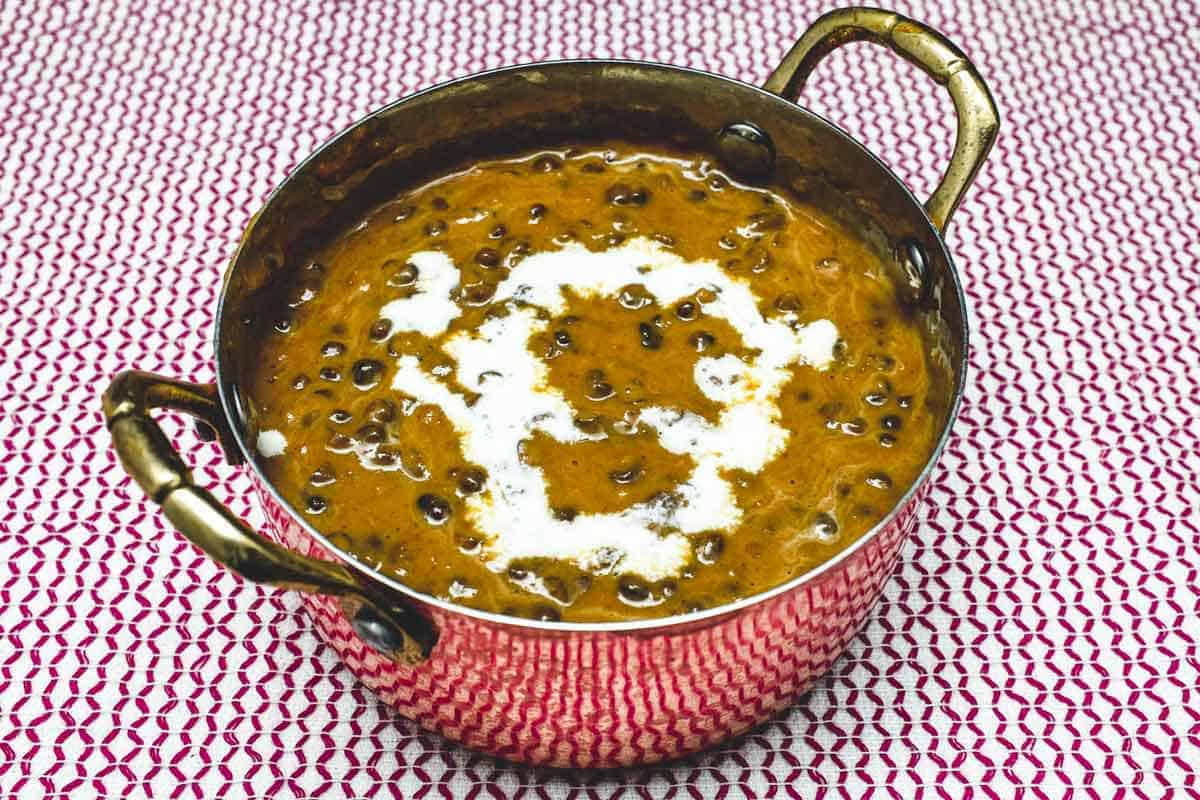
[217,61,965,493]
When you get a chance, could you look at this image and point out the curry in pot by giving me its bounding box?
[244,144,938,622]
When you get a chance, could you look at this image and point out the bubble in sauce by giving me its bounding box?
[532,155,563,172]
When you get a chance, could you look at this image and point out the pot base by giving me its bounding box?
[261,479,920,767]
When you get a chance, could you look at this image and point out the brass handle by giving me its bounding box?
[764,7,1000,232]
[102,370,437,664]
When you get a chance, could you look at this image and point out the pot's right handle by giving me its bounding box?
[103,370,437,665]
[763,7,999,233]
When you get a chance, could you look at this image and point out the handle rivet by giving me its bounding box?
[715,122,775,180]
[900,238,934,308]
[349,601,410,659]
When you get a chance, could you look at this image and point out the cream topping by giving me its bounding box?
[378,250,462,336]
[256,429,288,458]
[386,237,838,581]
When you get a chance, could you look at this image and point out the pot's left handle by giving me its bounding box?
[102,370,437,665]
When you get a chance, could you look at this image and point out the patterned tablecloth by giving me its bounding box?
[2,0,1198,796]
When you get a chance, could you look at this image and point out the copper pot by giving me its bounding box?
[102,8,997,767]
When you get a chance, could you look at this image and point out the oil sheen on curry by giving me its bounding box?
[246,144,937,622]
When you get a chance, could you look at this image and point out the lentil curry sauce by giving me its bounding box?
[245,144,938,622]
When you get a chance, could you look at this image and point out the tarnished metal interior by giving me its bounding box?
[215,59,967,549]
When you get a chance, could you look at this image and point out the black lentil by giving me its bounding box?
[417,493,452,524]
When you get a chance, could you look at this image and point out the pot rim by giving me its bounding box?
[215,57,970,634]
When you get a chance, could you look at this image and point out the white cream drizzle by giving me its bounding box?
[385,237,838,581]
[256,429,287,458]
[378,251,462,336]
